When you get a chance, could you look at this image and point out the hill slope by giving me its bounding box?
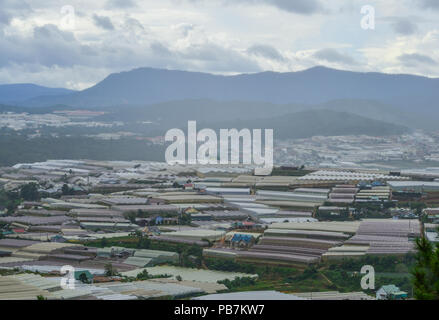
[202,109,409,139]
[94,98,429,130]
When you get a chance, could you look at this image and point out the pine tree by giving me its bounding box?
[411,237,439,299]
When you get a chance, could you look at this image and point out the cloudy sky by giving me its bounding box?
[1,0,439,89]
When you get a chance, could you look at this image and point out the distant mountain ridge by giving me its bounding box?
[0,84,75,105]
[94,103,409,139]
[93,98,433,130]
[200,109,409,139]
[18,66,439,117]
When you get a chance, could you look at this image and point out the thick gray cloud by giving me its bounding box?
[313,48,357,65]
[0,11,11,26]
[247,44,286,62]
[418,0,439,10]
[0,0,32,26]
[106,0,137,8]
[124,16,145,31]
[178,43,261,72]
[392,18,418,35]
[191,0,323,14]
[398,53,436,66]
[150,41,173,57]
[257,0,322,14]
[175,23,195,37]
[34,24,75,42]
[1,0,438,88]
[0,19,260,85]
[93,14,115,30]
[0,24,85,69]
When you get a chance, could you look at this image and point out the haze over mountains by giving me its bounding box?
[1,66,438,136]
[0,84,75,105]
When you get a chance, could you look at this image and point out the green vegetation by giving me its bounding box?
[326,254,416,273]
[218,277,256,290]
[78,272,91,284]
[179,244,203,268]
[399,202,427,215]
[75,234,420,297]
[61,183,77,196]
[322,269,412,295]
[271,167,312,177]
[204,258,300,278]
[80,235,204,268]
[136,234,151,249]
[121,270,171,282]
[322,255,416,296]
[79,236,137,248]
[100,237,109,247]
[179,212,192,225]
[0,188,21,213]
[208,263,336,293]
[135,269,150,281]
[412,237,439,299]
[204,255,416,295]
[124,211,137,224]
[0,269,20,276]
[316,208,352,221]
[20,183,41,201]
[104,263,119,277]
[352,201,395,219]
[0,131,166,166]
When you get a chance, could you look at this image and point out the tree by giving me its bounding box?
[136,234,151,249]
[78,272,90,284]
[125,211,137,224]
[180,244,202,268]
[20,183,40,201]
[218,277,256,289]
[179,212,191,225]
[62,184,71,196]
[0,189,19,213]
[411,237,439,300]
[172,182,180,188]
[100,237,108,247]
[136,269,150,280]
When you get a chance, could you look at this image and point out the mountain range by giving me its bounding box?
[13,66,438,114]
[1,66,438,136]
[0,84,75,105]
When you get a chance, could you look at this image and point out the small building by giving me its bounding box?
[74,270,94,283]
[376,285,408,300]
[230,233,255,248]
[50,235,68,243]
[183,183,194,190]
[12,228,26,234]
